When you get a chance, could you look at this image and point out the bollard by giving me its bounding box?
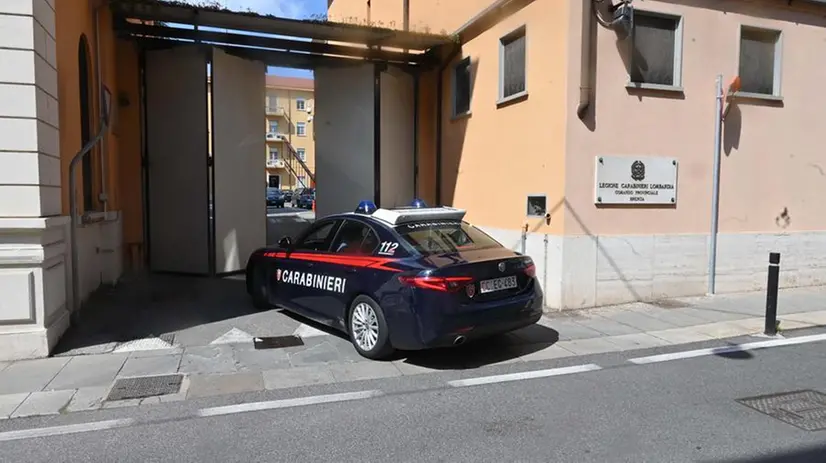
[764,252,781,336]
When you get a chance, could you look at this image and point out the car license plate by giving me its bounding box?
[479,275,518,294]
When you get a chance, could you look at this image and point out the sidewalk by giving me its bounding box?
[1,286,825,420]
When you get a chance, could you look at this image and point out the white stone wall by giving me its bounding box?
[479,225,826,311]
[0,0,69,360]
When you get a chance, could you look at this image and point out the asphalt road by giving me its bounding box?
[3,328,826,463]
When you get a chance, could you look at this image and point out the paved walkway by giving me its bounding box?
[1,286,825,420]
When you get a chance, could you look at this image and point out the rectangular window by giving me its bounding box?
[499,26,527,101]
[268,147,278,161]
[630,12,682,87]
[296,98,306,111]
[739,27,782,96]
[267,95,277,111]
[297,174,306,186]
[297,148,306,161]
[269,120,278,133]
[296,122,306,136]
[452,57,471,116]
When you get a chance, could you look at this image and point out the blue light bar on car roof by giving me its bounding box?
[371,206,466,225]
[355,200,377,214]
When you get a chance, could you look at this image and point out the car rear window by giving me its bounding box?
[395,220,501,256]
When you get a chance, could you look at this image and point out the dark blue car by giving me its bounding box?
[245,200,543,360]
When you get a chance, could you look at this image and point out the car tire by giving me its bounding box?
[250,264,271,311]
[347,295,394,360]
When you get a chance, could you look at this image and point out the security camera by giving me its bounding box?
[612,3,634,40]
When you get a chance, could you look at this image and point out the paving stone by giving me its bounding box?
[128,347,184,359]
[555,337,622,356]
[11,390,76,418]
[187,372,265,399]
[692,320,756,339]
[783,310,826,326]
[179,345,238,375]
[66,386,109,413]
[46,353,129,390]
[603,333,673,350]
[288,340,359,367]
[600,310,680,332]
[545,320,607,341]
[636,308,710,328]
[680,307,748,323]
[328,362,402,382]
[0,393,29,419]
[646,327,716,344]
[233,347,291,372]
[573,315,643,336]
[263,366,336,390]
[103,398,141,409]
[518,344,577,363]
[119,354,182,378]
[0,357,71,394]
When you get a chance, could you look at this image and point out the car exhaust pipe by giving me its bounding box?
[453,335,466,346]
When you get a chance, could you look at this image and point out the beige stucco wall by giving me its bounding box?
[265,85,315,189]
[328,0,491,33]
[565,0,826,237]
[557,0,826,307]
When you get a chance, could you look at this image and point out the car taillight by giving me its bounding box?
[399,275,473,292]
[524,263,536,278]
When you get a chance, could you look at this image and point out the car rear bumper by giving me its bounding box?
[387,285,544,350]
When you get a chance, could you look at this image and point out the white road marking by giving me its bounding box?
[629,332,826,365]
[197,390,383,417]
[113,337,174,353]
[210,328,255,345]
[447,364,603,388]
[292,323,330,338]
[0,419,135,442]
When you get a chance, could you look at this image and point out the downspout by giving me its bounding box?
[576,0,593,119]
[94,3,108,212]
[435,45,461,206]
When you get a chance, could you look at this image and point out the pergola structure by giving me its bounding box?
[109,0,454,69]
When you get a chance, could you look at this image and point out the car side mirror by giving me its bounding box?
[278,236,292,248]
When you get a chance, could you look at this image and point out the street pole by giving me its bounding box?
[708,75,723,295]
[764,252,781,336]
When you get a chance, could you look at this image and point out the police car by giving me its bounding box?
[246,199,544,360]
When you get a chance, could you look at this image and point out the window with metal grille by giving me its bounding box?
[499,27,526,100]
[297,148,306,161]
[296,122,306,136]
[453,57,471,116]
[630,12,682,87]
[296,98,306,110]
[739,27,781,96]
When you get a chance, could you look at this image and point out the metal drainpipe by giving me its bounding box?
[576,0,594,119]
[708,75,723,294]
[94,4,108,213]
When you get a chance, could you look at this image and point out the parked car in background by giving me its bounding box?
[266,188,285,208]
[281,189,293,203]
[294,188,315,209]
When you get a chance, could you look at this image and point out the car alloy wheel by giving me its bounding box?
[351,302,379,351]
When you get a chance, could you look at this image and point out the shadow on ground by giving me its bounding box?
[278,309,560,369]
[52,273,257,355]
[704,443,826,463]
[399,324,561,370]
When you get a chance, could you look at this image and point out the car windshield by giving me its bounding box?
[394,220,501,256]
[266,189,281,198]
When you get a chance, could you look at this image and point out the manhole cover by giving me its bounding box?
[253,335,304,350]
[107,374,184,401]
[737,390,826,431]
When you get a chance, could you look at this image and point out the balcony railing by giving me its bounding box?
[265,132,288,141]
[267,158,285,168]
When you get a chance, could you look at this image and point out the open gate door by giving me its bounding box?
[210,48,266,274]
[145,45,210,275]
[314,63,376,218]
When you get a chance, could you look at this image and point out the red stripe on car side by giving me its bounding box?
[262,251,400,272]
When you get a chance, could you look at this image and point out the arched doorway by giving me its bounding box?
[78,34,94,212]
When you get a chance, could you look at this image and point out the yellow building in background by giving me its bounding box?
[264,75,315,191]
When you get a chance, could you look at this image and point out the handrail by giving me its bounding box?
[280,136,315,183]
[69,87,111,313]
